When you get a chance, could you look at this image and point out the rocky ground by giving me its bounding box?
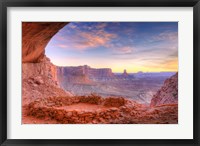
[22,94,178,124]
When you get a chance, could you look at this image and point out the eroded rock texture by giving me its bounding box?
[22,22,68,63]
[24,95,178,124]
[22,56,72,104]
[22,22,72,105]
[150,73,178,107]
[57,65,114,82]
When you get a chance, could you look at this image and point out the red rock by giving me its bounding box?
[66,112,72,117]
[55,110,64,121]
[22,56,73,105]
[22,22,68,63]
[56,65,115,85]
[150,73,178,107]
[24,95,178,124]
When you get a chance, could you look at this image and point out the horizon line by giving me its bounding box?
[55,64,177,73]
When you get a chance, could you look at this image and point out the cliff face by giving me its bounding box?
[22,22,72,105]
[57,65,114,78]
[22,22,68,63]
[22,56,72,104]
[150,73,178,107]
[57,65,115,84]
[22,56,57,81]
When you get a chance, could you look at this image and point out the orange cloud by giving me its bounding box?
[143,58,178,72]
[73,30,117,50]
[163,58,178,71]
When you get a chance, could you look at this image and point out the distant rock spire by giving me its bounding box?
[124,69,127,73]
[122,69,128,76]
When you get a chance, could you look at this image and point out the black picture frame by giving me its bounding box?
[0,0,199,145]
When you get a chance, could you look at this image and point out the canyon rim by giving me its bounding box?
[22,22,178,124]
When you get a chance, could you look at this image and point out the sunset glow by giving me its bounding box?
[45,22,178,73]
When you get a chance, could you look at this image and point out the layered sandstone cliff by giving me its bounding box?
[22,22,71,105]
[57,65,114,80]
[57,65,115,85]
[22,56,72,104]
[150,73,178,107]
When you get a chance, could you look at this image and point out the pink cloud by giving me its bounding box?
[54,35,65,41]
[152,31,178,42]
[113,46,134,55]
[68,24,77,29]
[119,47,133,53]
[95,23,107,29]
[57,44,68,48]
[69,30,117,50]
[54,23,118,51]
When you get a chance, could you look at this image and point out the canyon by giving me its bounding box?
[56,65,175,104]
[22,22,178,124]
[22,58,178,124]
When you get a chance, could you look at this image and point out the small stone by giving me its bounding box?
[33,83,38,87]
[66,112,72,117]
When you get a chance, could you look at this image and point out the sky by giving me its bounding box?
[45,22,178,73]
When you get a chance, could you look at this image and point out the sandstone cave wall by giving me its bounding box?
[22,22,72,104]
[22,22,68,63]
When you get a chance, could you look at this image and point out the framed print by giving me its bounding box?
[0,0,199,145]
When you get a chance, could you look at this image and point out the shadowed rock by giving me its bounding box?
[150,73,178,107]
[22,22,68,63]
